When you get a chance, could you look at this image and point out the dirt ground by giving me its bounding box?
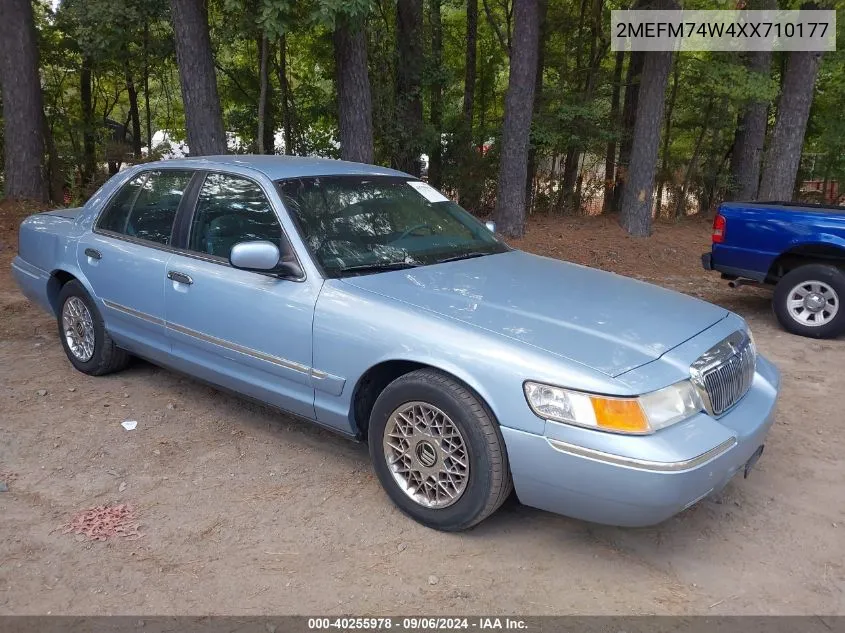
[1,201,843,615]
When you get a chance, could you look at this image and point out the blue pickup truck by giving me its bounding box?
[703,201,845,338]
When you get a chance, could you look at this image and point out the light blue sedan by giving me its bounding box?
[11,156,780,531]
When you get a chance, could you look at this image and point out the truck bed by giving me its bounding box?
[724,201,845,214]
[707,201,845,283]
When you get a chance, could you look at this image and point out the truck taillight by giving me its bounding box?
[712,214,726,243]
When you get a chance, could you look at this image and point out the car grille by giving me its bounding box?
[691,331,756,416]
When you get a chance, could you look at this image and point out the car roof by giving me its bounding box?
[145,155,412,181]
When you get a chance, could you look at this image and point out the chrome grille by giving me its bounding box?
[690,331,756,416]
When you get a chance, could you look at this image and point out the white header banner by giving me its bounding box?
[611,10,836,52]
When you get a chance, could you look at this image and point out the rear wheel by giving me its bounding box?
[773,264,845,339]
[368,368,512,531]
[57,280,130,375]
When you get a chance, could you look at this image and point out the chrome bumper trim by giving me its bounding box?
[546,436,737,472]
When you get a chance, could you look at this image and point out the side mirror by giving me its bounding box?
[485,221,496,233]
[229,240,303,279]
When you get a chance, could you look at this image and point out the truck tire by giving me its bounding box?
[773,264,845,339]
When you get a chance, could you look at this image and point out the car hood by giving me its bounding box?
[341,250,729,377]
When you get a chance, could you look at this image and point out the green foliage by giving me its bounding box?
[5,0,838,209]
[802,14,845,194]
[311,0,374,27]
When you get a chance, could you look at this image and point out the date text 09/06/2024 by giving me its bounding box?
[307,617,528,630]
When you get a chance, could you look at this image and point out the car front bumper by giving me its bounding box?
[501,355,780,527]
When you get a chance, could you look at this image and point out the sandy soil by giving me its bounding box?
[1,202,843,615]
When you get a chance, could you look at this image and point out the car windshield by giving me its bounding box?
[275,175,508,277]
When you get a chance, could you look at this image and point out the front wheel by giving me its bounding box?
[773,264,845,339]
[368,369,512,531]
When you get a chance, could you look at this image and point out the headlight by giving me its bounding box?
[523,380,703,435]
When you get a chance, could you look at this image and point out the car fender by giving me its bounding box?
[311,279,624,437]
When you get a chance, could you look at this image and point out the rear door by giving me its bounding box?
[77,169,196,360]
[163,171,321,419]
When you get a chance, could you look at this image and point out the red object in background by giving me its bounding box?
[712,214,726,243]
[802,179,840,204]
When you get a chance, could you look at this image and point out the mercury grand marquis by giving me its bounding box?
[11,156,780,531]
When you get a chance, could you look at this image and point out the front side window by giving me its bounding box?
[188,173,284,259]
[97,170,193,246]
[276,176,507,277]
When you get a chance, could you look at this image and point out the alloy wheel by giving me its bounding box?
[382,401,470,509]
[62,296,95,362]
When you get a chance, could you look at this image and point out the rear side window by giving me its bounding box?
[126,171,193,245]
[97,174,146,233]
[97,170,193,245]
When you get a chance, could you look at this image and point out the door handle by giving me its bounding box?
[84,248,102,260]
[167,271,193,285]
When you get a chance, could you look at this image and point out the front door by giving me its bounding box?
[77,169,194,360]
[164,171,320,419]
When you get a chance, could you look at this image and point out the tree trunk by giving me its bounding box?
[463,0,478,134]
[477,37,488,149]
[42,112,64,203]
[675,99,714,218]
[728,0,776,200]
[257,33,270,154]
[482,0,511,53]
[80,57,96,184]
[278,35,295,155]
[655,58,679,218]
[126,66,143,158]
[428,0,443,188]
[556,0,593,212]
[494,0,541,238]
[701,129,731,214]
[458,0,478,210]
[563,3,608,216]
[394,0,424,175]
[610,50,644,213]
[757,50,823,201]
[333,17,374,164]
[602,50,625,214]
[0,0,47,200]
[169,0,227,155]
[143,22,153,153]
[729,54,773,200]
[525,0,548,213]
[619,48,674,236]
[557,148,579,212]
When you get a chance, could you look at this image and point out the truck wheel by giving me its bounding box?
[57,280,130,375]
[773,264,845,339]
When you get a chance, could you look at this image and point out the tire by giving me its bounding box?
[368,368,513,531]
[773,264,845,339]
[57,280,130,375]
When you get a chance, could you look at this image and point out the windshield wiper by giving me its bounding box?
[337,261,419,275]
[436,251,490,264]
